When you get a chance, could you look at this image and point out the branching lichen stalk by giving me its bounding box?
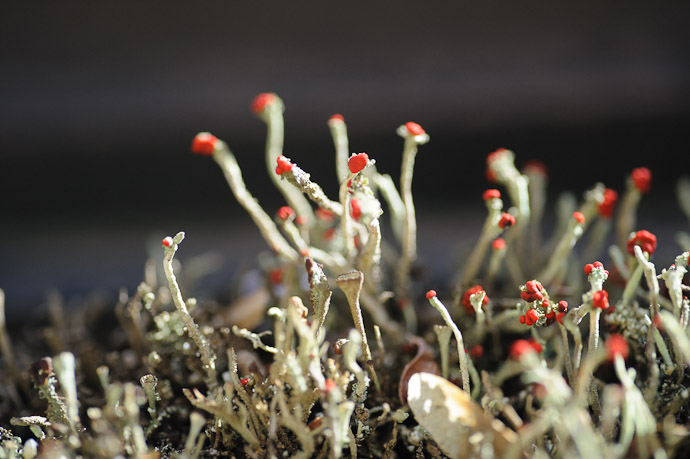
[213,146,298,261]
[163,232,217,390]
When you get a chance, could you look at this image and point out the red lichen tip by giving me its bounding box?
[631,167,652,193]
[316,208,335,222]
[498,213,516,229]
[597,188,618,218]
[348,152,369,174]
[269,268,283,285]
[606,334,629,361]
[592,290,610,309]
[528,338,543,354]
[251,92,277,114]
[329,113,345,123]
[486,148,509,165]
[323,379,337,393]
[469,344,484,358]
[277,206,294,221]
[584,261,605,275]
[350,198,362,221]
[240,377,250,386]
[275,155,294,175]
[461,285,489,314]
[556,312,566,325]
[425,290,437,300]
[404,121,425,136]
[627,230,657,255]
[523,160,548,177]
[191,132,219,156]
[323,227,336,241]
[482,189,501,201]
[521,280,545,303]
[162,237,173,248]
[492,238,506,250]
[509,339,536,360]
[524,309,539,326]
[525,280,542,294]
[572,211,585,224]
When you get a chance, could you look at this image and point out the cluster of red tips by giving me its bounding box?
[492,238,506,250]
[329,113,345,123]
[509,338,542,360]
[162,237,174,248]
[251,92,277,114]
[191,132,218,156]
[631,167,652,193]
[606,334,629,361]
[425,290,437,300]
[584,261,608,276]
[482,189,501,201]
[404,121,425,136]
[461,285,489,314]
[498,213,516,229]
[522,160,548,177]
[627,230,657,255]
[519,308,540,326]
[469,344,484,358]
[277,206,294,221]
[275,155,294,175]
[350,198,362,221]
[597,188,618,218]
[592,290,610,309]
[572,211,585,224]
[348,153,369,174]
[521,280,545,302]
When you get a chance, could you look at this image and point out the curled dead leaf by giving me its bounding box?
[407,372,518,459]
[398,336,440,404]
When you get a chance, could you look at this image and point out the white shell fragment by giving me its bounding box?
[407,372,518,459]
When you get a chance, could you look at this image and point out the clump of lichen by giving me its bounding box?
[2,94,690,458]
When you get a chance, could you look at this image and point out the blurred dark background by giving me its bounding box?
[1,1,689,315]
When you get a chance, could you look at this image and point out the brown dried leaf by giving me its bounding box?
[407,372,518,459]
[398,336,439,404]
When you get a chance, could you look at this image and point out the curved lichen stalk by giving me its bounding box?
[162,233,218,391]
[253,93,314,220]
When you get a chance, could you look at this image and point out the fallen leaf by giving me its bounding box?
[407,372,518,459]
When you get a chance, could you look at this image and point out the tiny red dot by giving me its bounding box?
[426,290,437,299]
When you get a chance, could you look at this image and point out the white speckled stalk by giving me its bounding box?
[163,233,217,390]
[263,98,313,220]
[427,296,470,393]
[213,147,298,261]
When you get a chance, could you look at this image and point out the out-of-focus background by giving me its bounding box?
[2,1,689,316]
